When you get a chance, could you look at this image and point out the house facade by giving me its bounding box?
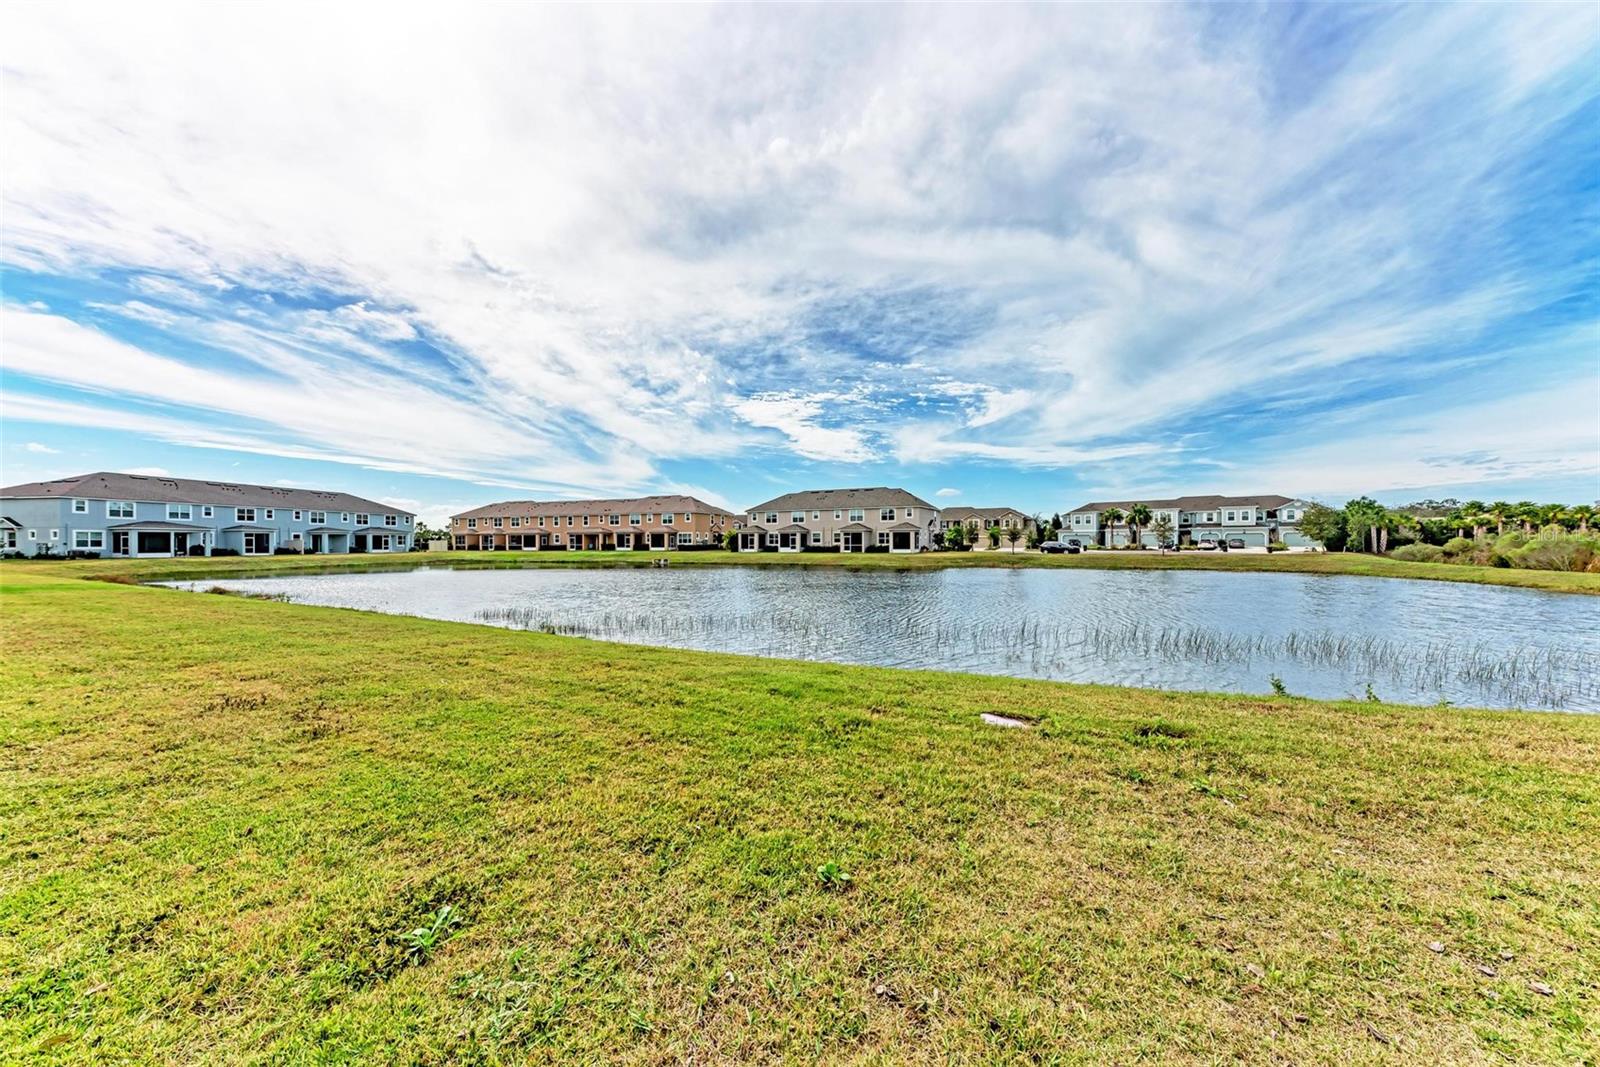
[451,496,734,550]
[0,472,415,558]
[739,487,937,553]
[1063,494,1315,548]
[938,507,1033,535]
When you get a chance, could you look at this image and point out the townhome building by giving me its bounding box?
[938,507,1033,535]
[451,496,734,551]
[0,471,414,558]
[1063,494,1315,548]
[738,487,938,553]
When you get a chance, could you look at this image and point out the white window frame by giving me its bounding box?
[764,511,777,524]
[609,514,621,526]
[493,517,504,528]
[342,513,350,523]
[629,514,641,525]
[467,518,477,529]
[310,511,326,525]
[356,513,370,525]
[107,500,135,519]
[684,513,693,522]
[766,533,779,546]
[510,516,521,527]
[293,510,303,521]
[677,532,692,546]
[73,529,105,550]
[385,515,399,527]
[849,509,864,523]
[49,529,60,540]
[236,507,257,523]
[167,504,192,520]
[72,499,87,513]
[810,531,822,545]
[582,515,591,527]
[663,513,674,525]
[264,509,274,520]
[28,529,38,541]
[201,505,213,518]
[877,531,890,546]
[537,516,546,527]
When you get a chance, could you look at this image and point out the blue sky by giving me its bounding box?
[3,3,1597,525]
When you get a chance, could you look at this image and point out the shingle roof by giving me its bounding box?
[453,496,731,521]
[1067,494,1297,514]
[746,487,935,512]
[0,472,411,516]
[940,506,1029,522]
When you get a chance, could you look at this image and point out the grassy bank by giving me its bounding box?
[2,568,1597,1062]
[31,543,1600,594]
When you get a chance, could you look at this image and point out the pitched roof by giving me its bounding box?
[940,506,1029,522]
[746,487,935,512]
[1067,494,1297,514]
[0,472,411,516]
[453,495,731,521]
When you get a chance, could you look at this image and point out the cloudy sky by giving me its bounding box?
[3,3,1597,524]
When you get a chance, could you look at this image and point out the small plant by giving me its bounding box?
[1269,675,1289,697]
[1365,683,1381,703]
[816,862,853,890]
[402,904,462,963]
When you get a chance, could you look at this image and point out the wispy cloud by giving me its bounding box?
[1,4,1595,508]
[23,441,59,454]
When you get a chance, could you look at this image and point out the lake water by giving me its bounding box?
[165,566,1600,711]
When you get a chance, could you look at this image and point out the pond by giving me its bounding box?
[165,566,1600,711]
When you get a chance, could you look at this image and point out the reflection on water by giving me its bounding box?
[166,566,1600,711]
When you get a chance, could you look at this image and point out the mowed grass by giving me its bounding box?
[2,567,1597,1064]
[51,544,1600,595]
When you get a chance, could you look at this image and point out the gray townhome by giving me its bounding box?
[738,487,938,553]
[1063,494,1315,548]
[0,471,415,558]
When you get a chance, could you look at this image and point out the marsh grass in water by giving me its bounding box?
[477,606,1598,711]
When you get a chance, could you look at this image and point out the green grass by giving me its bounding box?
[35,543,1600,595]
[2,565,1597,1063]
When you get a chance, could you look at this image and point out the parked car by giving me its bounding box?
[1040,540,1069,554]
[1064,538,1082,552]
[1226,538,1247,550]
[1195,539,1219,551]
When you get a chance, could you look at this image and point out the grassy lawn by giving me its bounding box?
[43,544,1600,594]
[2,565,1597,1063]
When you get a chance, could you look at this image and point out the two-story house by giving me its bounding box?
[0,471,414,557]
[1063,494,1314,548]
[451,496,734,550]
[738,487,938,553]
[938,507,1033,539]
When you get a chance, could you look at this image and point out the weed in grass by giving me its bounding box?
[1270,674,1289,697]
[403,905,463,964]
[816,863,853,890]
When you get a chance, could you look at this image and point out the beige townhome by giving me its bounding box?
[938,507,1033,536]
[452,496,735,551]
[1063,494,1315,548]
[738,487,938,553]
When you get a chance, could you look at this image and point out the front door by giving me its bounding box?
[113,531,131,556]
[842,532,863,552]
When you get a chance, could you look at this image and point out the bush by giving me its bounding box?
[1388,543,1443,563]
[1266,541,1288,553]
[1508,534,1598,572]
[1442,536,1474,557]
[210,547,240,557]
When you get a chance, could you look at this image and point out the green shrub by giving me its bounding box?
[1389,543,1443,563]
[1442,536,1474,556]
[1266,541,1288,553]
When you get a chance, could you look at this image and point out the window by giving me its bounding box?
[906,509,915,520]
[630,514,641,524]
[27,529,37,541]
[552,534,562,544]
[167,504,191,520]
[791,511,805,523]
[342,513,349,523]
[201,505,213,518]
[849,509,864,523]
[108,501,134,519]
[49,529,60,541]
[236,507,257,523]
[385,515,399,527]
[810,531,822,545]
[537,516,545,527]
[834,509,842,520]
[243,532,271,554]
[764,511,777,523]
[566,516,575,526]
[880,508,896,521]
[467,518,477,529]
[833,532,841,544]
[609,514,620,526]
[766,533,779,546]
[748,513,758,524]
[454,535,465,548]
[72,499,87,513]
[264,509,274,520]
[677,532,692,546]
[73,530,104,550]
[683,513,692,522]
[293,510,303,521]
[356,513,370,525]
[877,531,890,546]
[493,517,504,528]
[307,511,325,524]
[1225,511,1236,522]
[2,530,14,549]
[662,513,674,525]
[510,517,521,527]
[582,515,590,526]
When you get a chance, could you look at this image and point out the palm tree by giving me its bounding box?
[1100,507,1124,548]
[1488,501,1511,535]
[1569,505,1594,533]
[1127,503,1152,548]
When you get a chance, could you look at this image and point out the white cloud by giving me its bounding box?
[0,4,1594,495]
[935,487,961,498]
[24,441,59,454]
